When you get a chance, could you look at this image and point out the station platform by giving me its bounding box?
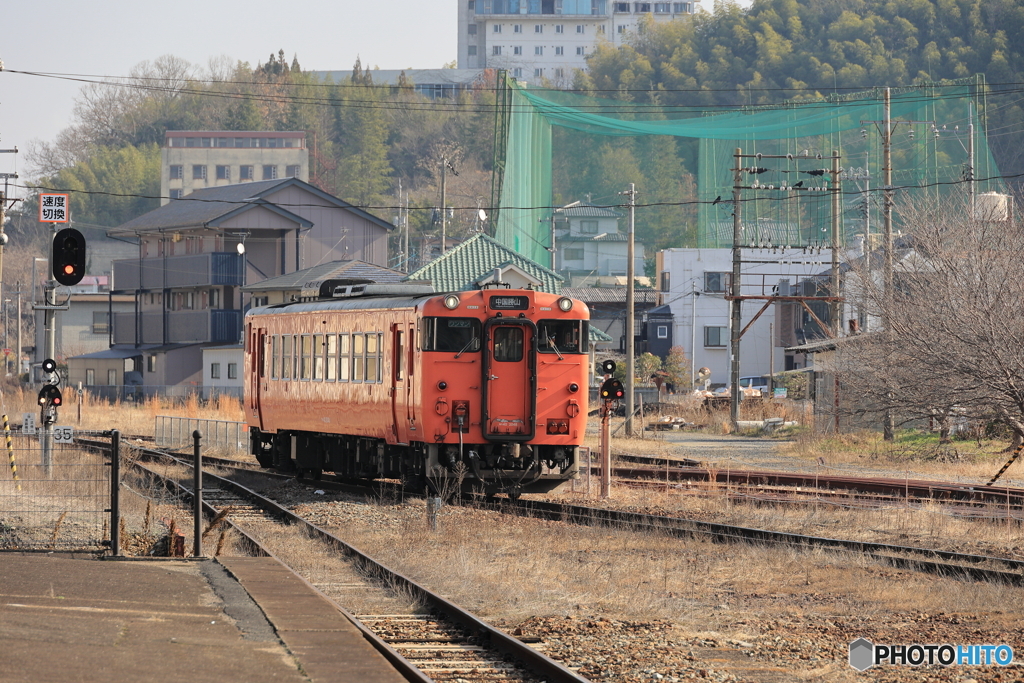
[0,552,409,683]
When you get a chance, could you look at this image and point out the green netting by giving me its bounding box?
[493,74,1002,261]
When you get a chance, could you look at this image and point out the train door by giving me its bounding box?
[482,319,537,440]
[391,323,408,443]
[248,325,266,429]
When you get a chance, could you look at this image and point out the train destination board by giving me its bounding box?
[489,295,529,310]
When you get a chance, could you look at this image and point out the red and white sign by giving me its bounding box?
[38,193,69,223]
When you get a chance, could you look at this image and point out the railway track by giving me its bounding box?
[611,453,1024,507]
[79,436,591,683]
[80,434,1024,586]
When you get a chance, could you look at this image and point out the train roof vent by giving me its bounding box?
[299,278,435,301]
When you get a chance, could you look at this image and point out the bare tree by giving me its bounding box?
[832,191,1024,447]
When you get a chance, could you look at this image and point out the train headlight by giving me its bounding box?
[557,297,573,312]
[443,294,460,310]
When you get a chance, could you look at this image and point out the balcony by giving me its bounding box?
[112,253,244,291]
[113,310,243,345]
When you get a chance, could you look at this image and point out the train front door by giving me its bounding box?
[482,319,537,440]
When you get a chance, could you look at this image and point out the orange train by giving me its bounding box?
[243,281,590,495]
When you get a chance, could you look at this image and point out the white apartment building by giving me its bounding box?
[458,0,700,86]
[657,248,834,387]
[160,131,309,205]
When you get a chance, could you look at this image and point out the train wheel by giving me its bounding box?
[300,468,323,481]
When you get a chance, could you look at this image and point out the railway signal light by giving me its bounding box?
[42,358,57,374]
[600,377,624,401]
[600,360,616,375]
[52,228,86,286]
[38,384,62,407]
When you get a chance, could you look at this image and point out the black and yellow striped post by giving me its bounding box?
[987,442,1024,486]
[3,414,20,491]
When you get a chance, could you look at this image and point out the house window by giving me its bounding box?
[554,68,565,78]
[108,369,117,386]
[468,24,477,34]
[216,165,230,180]
[514,23,522,32]
[493,45,503,55]
[86,369,95,385]
[704,326,728,348]
[576,24,584,33]
[614,1,629,10]
[209,288,220,308]
[228,363,237,380]
[576,46,585,54]
[262,165,278,180]
[286,164,301,178]
[618,24,627,33]
[555,24,564,33]
[555,46,564,55]
[535,24,543,33]
[657,325,668,339]
[92,311,109,334]
[240,165,254,180]
[192,165,207,180]
[635,2,652,11]
[704,271,730,293]
[469,0,475,8]
[673,2,690,12]
[564,248,585,260]
[535,46,544,55]
[169,189,184,200]
[468,45,478,56]
[654,2,670,11]
[534,68,544,78]
[514,45,523,55]
[493,23,502,32]
[580,220,598,234]
[211,363,221,379]
[147,356,156,373]
[512,67,523,78]
[169,165,184,179]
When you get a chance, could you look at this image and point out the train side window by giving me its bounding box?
[366,333,381,383]
[352,333,364,383]
[313,334,324,380]
[271,335,279,379]
[301,335,312,380]
[260,336,268,378]
[326,335,337,381]
[282,335,292,380]
[339,334,350,381]
[493,327,524,362]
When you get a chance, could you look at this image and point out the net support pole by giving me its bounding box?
[109,430,121,557]
[730,149,743,429]
[624,183,636,436]
[193,430,203,558]
[883,88,896,441]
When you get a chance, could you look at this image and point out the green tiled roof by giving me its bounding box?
[405,233,563,294]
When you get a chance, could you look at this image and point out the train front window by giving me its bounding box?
[493,327,524,362]
[538,320,589,354]
[423,317,481,353]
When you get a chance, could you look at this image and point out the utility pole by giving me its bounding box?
[440,158,447,257]
[730,149,743,428]
[621,184,638,436]
[830,149,841,335]
[882,88,895,441]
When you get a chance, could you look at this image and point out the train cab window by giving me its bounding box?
[366,333,380,382]
[352,334,364,383]
[422,317,481,353]
[493,327,524,362]
[313,334,324,380]
[271,335,280,379]
[338,334,350,381]
[538,319,589,354]
[301,335,312,380]
[326,335,337,381]
[282,335,292,380]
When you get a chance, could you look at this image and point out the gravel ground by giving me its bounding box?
[267,479,1024,683]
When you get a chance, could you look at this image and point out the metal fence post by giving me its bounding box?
[193,430,203,558]
[109,430,121,557]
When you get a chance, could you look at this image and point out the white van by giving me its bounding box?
[739,376,771,394]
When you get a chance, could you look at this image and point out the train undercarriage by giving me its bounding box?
[250,427,578,496]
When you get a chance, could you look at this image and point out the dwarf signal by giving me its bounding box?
[600,377,625,400]
[38,384,62,407]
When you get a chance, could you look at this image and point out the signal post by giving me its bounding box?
[597,360,624,499]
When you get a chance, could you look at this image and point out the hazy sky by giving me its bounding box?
[0,0,748,194]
